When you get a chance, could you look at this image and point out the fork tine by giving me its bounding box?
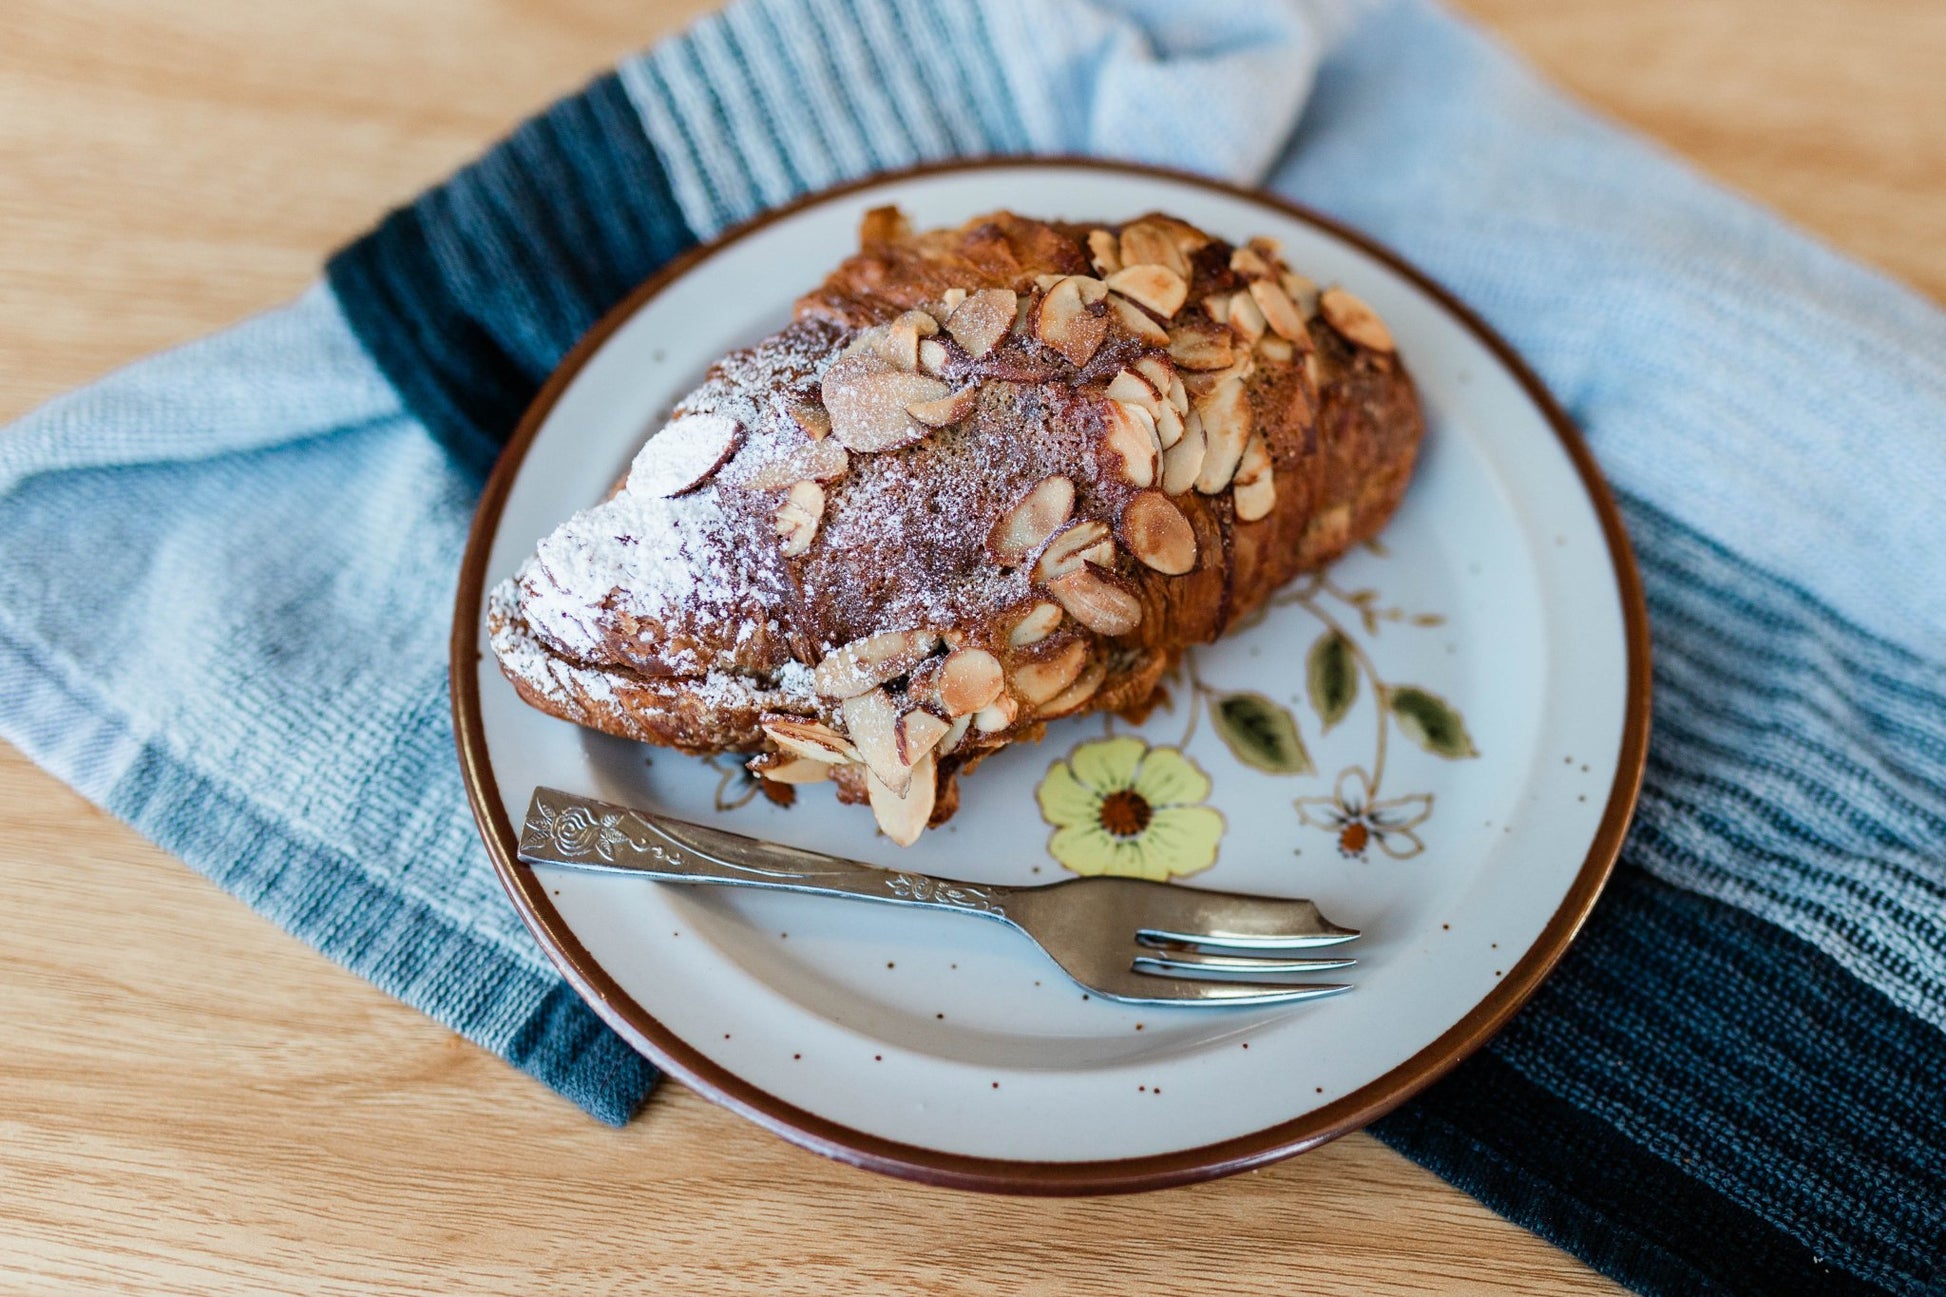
[1098,978,1353,1006]
[1136,926,1358,953]
[1133,950,1356,977]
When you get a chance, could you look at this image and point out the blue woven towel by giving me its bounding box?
[4,1,1942,1291]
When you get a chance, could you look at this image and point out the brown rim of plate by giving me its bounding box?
[450,156,1654,1197]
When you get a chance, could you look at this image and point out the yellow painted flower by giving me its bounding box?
[1037,737,1225,881]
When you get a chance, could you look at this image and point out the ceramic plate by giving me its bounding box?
[453,160,1650,1193]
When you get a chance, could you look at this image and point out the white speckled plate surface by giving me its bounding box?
[453,160,1650,1193]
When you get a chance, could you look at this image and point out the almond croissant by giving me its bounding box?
[489,208,1424,844]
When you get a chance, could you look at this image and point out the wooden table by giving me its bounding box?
[3,3,1938,1292]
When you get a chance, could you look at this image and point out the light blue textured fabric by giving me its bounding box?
[1,0,1942,1142]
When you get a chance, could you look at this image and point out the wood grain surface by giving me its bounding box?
[2,2,1940,1293]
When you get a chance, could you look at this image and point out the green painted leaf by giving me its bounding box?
[1212,692,1314,775]
[1387,686,1480,759]
[1306,630,1359,731]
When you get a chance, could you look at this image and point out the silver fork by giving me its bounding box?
[517,787,1359,1008]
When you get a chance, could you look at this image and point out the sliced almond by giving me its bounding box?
[1035,519,1112,583]
[1154,401,1184,450]
[988,475,1075,565]
[1249,279,1306,343]
[1086,228,1122,277]
[1319,287,1395,352]
[1119,490,1198,575]
[1012,640,1090,706]
[1134,356,1175,398]
[1194,377,1253,494]
[1167,323,1235,372]
[1257,335,1294,364]
[1106,264,1188,319]
[1118,221,1190,279]
[1048,567,1142,636]
[1107,294,1170,346]
[894,708,952,766]
[1072,276,1109,305]
[1248,235,1284,262]
[772,480,825,556]
[760,715,858,764]
[945,288,1017,358]
[940,287,968,311]
[1204,294,1232,325]
[1105,367,1161,409]
[1229,245,1274,280]
[907,385,980,428]
[1232,433,1275,522]
[934,648,1005,716]
[937,713,973,757]
[1008,601,1064,648]
[1035,277,1108,366]
[1281,270,1321,317]
[814,629,940,699]
[1161,407,1207,495]
[1038,659,1107,718]
[787,403,831,442]
[744,438,849,491]
[1166,373,1188,416]
[1101,399,1160,488]
[867,751,935,847]
[842,688,910,793]
[973,693,1019,733]
[822,357,952,452]
[917,339,950,375]
[1183,348,1257,399]
[1228,289,1267,346]
[876,318,920,371]
[748,752,833,784]
[628,413,741,498]
[1306,350,1324,389]
[858,205,911,245]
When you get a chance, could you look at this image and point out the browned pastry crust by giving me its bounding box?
[489,208,1424,843]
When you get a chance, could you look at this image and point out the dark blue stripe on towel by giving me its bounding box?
[326,74,697,477]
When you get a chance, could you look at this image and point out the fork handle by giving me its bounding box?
[517,787,1019,922]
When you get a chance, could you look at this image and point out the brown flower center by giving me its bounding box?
[1097,789,1154,838]
[1338,822,1370,856]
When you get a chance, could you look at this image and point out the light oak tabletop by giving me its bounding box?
[2,2,1940,1293]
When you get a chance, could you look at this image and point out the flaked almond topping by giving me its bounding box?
[1105,367,1162,409]
[1038,659,1108,718]
[877,316,922,371]
[628,412,742,498]
[1048,567,1142,636]
[1008,601,1064,647]
[842,688,911,793]
[1167,372,1189,416]
[1087,228,1122,277]
[941,287,968,311]
[1319,287,1395,352]
[1161,407,1207,495]
[1228,288,1267,346]
[1232,433,1275,522]
[1194,377,1252,494]
[1248,234,1284,261]
[1281,270,1321,317]
[1035,518,1113,583]
[1101,399,1160,488]
[973,693,1020,733]
[744,438,849,491]
[895,708,952,766]
[1305,350,1323,389]
[814,628,940,699]
[907,385,980,428]
[1119,491,1198,575]
[1154,401,1185,450]
[1183,347,1256,398]
[988,475,1075,565]
[1135,355,1175,398]
[1204,293,1232,325]
[867,750,935,847]
[1257,335,1295,364]
[945,288,1016,358]
[917,338,949,375]
[772,480,825,556]
[858,205,911,245]
[1118,221,1190,279]
[937,713,973,757]
[822,356,952,452]
[1108,295,1170,346]
[1106,264,1188,319]
[1249,279,1307,343]
[1229,245,1274,280]
[1033,272,1066,291]
[934,648,1005,716]
[760,715,858,764]
[1012,639,1090,706]
[1167,323,1235,371]
[748,752,833,784]
[1035,277,1109,367]
[788,403,831,442]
